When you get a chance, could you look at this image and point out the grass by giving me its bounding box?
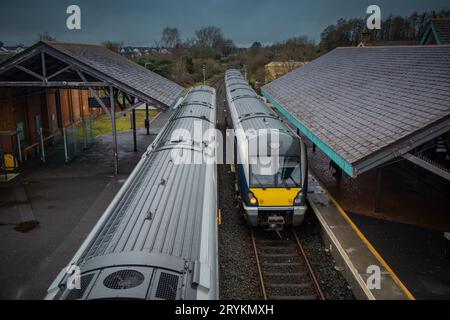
[91,109,160,136]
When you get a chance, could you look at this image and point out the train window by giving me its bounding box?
[250,157,301,188]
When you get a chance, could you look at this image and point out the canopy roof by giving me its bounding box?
[262,46,450,177]
[0,40,183,109]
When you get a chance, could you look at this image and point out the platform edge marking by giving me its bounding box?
[311,175,416,300]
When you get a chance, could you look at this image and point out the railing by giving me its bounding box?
[21,116,95,164]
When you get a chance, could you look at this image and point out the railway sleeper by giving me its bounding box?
[269,294,318,300]
[267,285,317,298]
[264,275,312,285]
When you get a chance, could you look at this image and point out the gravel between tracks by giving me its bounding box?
[216,80,261,299]
[295,212,355,300]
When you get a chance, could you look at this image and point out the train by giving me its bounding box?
[46,85,218,300]
[225,69,308,230]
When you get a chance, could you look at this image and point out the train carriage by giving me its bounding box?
[225,70,307,229]
[46,86,218,300]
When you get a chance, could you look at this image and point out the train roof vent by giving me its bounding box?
[103,269,145,290]
[155,272,179,300]
[66,273,95,300]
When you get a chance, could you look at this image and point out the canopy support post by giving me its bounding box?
[110,86,118,175]
[145,103,150,135]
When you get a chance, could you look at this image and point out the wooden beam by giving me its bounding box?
[15,65,44,81]
[46,65,72,80]
[0,81,108,87]
[75,70,111,116]
[117,101,142,117]
[41,52,47,81]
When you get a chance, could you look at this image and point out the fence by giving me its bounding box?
[32,116,95,164]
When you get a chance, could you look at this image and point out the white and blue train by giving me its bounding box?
[46,86,218,300]
[225,70,308,229]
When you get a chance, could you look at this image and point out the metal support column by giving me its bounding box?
[16,132,22,162]
[110,87,118,175]
[39,127,46,163]
[374,167,383,212]
[63,127,69,163]
[145,103,150,135]
[132,109,137,152]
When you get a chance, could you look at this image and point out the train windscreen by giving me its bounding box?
[250,156,301,188]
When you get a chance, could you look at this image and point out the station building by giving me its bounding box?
[0,40,183,177]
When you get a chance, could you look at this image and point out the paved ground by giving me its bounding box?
[348,213,450,300]
[0,112,169,299]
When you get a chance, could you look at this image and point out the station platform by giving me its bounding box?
[307,174,414,300]
[268,100,449,300]
[348,213,450,300]
[307,146,450,299]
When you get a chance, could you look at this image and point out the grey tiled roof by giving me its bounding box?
[45,41,183,107]
[262,46,450,166]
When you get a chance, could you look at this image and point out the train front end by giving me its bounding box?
[241,131,308,230]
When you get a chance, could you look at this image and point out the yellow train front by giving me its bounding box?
[225,69,307,230]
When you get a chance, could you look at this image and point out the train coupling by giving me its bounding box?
[267,216,285,231]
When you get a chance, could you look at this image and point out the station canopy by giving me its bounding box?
[0,40,184,109]
[262,46,450,177]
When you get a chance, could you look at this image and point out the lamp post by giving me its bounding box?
[202,64,206,85]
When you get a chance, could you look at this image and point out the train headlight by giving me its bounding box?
[248,192,258,206]
[293,191,303,206]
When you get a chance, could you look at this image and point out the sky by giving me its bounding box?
[0,0,449,47]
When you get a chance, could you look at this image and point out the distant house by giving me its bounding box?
[265,61,306,83]
[0,43,26,62]
[420,18,450,45]
[119,46,169,59]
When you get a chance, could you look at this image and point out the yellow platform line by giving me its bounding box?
[314,178,416,300]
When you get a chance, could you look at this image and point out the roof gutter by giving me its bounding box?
[352,116,450,175]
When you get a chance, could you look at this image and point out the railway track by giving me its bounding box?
[251,228,325,300]
[213,74,323,300]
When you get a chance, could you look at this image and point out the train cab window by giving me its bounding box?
[250,156,301,188]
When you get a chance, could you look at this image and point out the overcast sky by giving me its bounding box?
[1,0,448,47]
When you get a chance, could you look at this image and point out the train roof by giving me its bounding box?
[51,85,216,300]
[225,70,293,134]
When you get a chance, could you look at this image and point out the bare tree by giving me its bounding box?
[195,26,223,47]
[102,41,123,53]
[161,27,181,48]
